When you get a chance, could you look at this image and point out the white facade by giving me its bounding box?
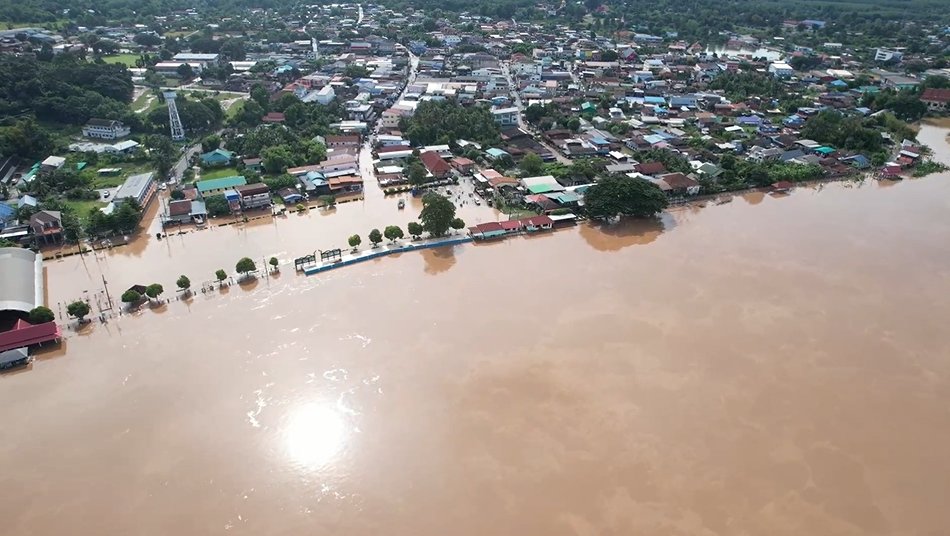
[82,119,131,140]
[768,62,795,78]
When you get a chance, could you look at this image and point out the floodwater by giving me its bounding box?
[2,126,950,535]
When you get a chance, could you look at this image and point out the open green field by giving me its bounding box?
[89,162,154,188]
[65,199,107,218]
[226,100,245,119]
[200,167,240,180]
[101,54,140,67]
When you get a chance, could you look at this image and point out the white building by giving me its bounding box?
[172,52,220,67]
[491,107,520,126]
[874,49,903,63]
[768,62,795,78]
[81,118,131,140]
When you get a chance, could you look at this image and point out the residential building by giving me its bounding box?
[235,184,272,210]
[419,151,452,179]
[196,176,248,196]
[29,210,62,244]
[164,199,207,225]
[920,88,950,111]
[82,118,131,140]
[491,107,520,126]
[200,149,235,167]
[768,62,795,78]
[874,49,903,63]
[114,172,157,208]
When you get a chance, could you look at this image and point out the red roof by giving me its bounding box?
[635,161,667,175]
[168,199,191,216]
[262,112,285,123]
[921,88,950,103]
[472,222,505,233]
[0,319,61,353]
[499,220,523,231]
[419,151,452,176]
[524,215,554,227]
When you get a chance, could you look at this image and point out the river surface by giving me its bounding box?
[2,125,950,535]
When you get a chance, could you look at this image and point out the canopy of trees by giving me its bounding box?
[584,175,669,221]
[419,192,457,237]
[403,100,500,147]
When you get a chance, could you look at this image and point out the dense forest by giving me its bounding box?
[401,100,501,147]
[0,54,133,124]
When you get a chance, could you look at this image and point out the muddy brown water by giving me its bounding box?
[1,125,950,535]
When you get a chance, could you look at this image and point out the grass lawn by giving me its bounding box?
[65,199,107,219]
[200,167,240,180]
[101,54,140,66]
[226,99,245,120]
[88,162,155,189]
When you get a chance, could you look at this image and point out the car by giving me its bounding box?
[159,183,168,191]
[103,191,111,199]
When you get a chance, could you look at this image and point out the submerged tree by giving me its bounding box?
[583,175,669,221]
[419,192,456,238]
[66,300,91,323]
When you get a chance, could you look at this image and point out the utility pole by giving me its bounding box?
[102,275,113,310]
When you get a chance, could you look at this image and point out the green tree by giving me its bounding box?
[201,134,221,152]
[28,306,55,324]
[235,257,256,277]
[215,269,228,285]
[583,175,669,221]
[269,256,279,271]
[204,195,230,217]
[407,221,424,239]
[384,225,404,242]
[176,275,191,292]
[520,152,544,175]
[262,145,294,174]
[368,228,383,247]
[450,217,465,232]
[317,195,336,207]
[66,300,91,322]
[121,289,142,305]
[348,234,361,250]
[407,161,427,186]
[419,192,456,237]
[250,84,270,108]
[176,63,194,79]
[145,283,164,301]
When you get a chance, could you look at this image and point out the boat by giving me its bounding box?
[397,199,405,209]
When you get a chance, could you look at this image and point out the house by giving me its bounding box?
[196,176,247,196]
[29,210,62,244]
[920,88,950,111]
[262,112,286,124]
[468,221,506,239]
[658,173,701,195]
[451,157,475,174]
[114,172,157,208]
[200,149,235,167]
[172,53,219,67]
[523,215,554,231]
[234,183,271,210]
[491,107,520,126]
[40,156,65,170]
[0,203,15,229]
[325,135,360,149]
[164,199,207,225]
[419,151,453,179]
[242,157,263,172]
[768,62,795,78]
[277,187,303,204]
[82,118,131,140]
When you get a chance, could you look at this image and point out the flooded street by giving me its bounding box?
[2,125,950,535]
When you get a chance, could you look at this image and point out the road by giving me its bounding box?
[500,61,572,165]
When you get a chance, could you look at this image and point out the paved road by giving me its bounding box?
[500,61,572,165]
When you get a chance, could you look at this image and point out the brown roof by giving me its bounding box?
[235,183,270,196]
[921,88,950,103]
[635,162,667,175]
[659,172,699,189]
[326,135,360,144]
[168,200,191,217]
[420,150,452,175]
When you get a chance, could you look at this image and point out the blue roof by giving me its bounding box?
[644,134,666,145]
[644,96,665,105]
[0,203,15,220]
[486,148,509,157]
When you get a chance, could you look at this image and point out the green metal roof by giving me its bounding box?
[196,175,247,193]
[527,183,561,194]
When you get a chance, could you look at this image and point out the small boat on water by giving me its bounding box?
[397,199,405,209]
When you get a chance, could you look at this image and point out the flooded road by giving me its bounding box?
[2,125,950,535]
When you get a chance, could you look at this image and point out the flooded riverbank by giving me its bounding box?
[2,125,950,535]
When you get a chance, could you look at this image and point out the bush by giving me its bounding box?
[28,306,55,324]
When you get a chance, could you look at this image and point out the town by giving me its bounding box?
[1,1,950,367]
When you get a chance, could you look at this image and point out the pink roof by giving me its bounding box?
[473,222,504,233]
[0,320,61,353]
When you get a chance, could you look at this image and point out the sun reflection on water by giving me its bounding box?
[283,403,347,470]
